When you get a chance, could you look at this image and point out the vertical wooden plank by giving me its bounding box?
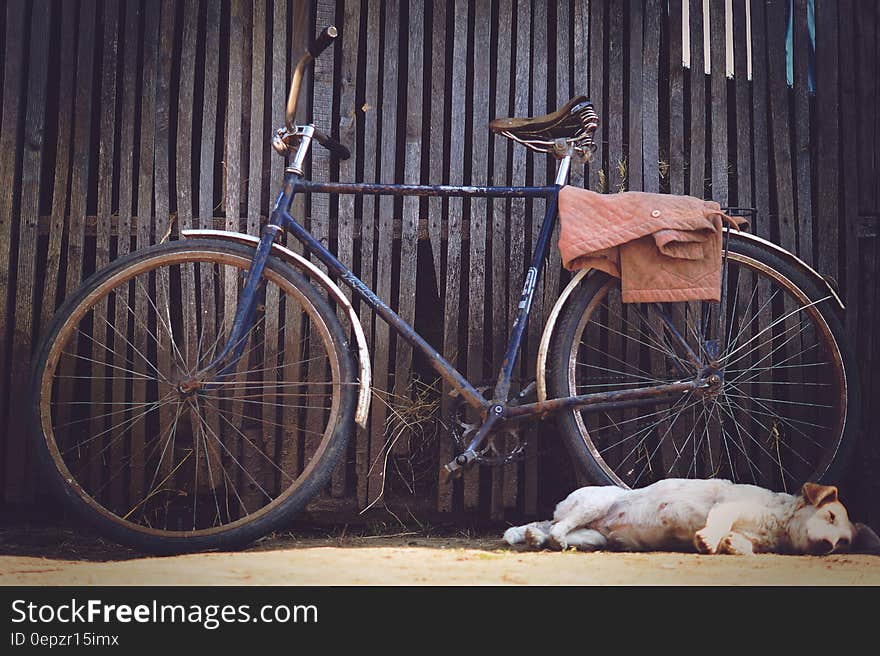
[837,0,859,339]
[607,0,624,192]
[335,0,360,498]
[732,0,752,208]
[130,0,160,503]
[465,0,490,511]
[492,0,515,512]
[108,0,142,509]
[175,0,198,372]
[279,2,308,504]
[525,0,548,516]
[225,0,243,347]
[709,0,728,204]
[628,0,644,191]
[393,0,423,464]
[767,0,796,254]
[574,0,589,106]
[337,0,359,296]
[369,0,399,502]
[309,0,336,418]
[359,0,380,509]
[5,0,49,503]
[588,0,605,191]
[427,0,446,291]
[247,0,266,238]
[668,0,684,195]
[643,0,660,193]
[688,0,706,198]
[0,0,26,503]
[750,0,771,240]
[39,0,76,331]
[814,0,838,281]
[64,1,97,301]
[506,0,529,511]
[439,0,468,513]
[792,0,813,264]
[150,0,177,490]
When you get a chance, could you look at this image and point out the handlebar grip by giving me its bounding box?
[308,25,338,59]
[314,129,351,161]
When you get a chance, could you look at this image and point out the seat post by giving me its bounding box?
[554,153,572,186]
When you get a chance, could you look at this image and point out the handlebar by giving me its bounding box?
[285,25,339,130]
[308,25,338,59]
[282,25,348,161]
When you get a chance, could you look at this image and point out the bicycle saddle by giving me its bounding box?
[489,95,600,157]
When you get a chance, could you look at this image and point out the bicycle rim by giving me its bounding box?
[565,251,848,492]
[36,246,346,539]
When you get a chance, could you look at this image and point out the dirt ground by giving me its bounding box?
[0,525,878,585]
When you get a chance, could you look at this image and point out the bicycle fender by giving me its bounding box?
[731,231,845,312]
[535,232,845,404]
[181,229,372,428]
[536,268,591,403]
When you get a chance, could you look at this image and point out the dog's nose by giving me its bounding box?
[816,538,835,554]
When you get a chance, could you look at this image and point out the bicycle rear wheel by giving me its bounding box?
[29,239,357,553]
[547,238,859,492]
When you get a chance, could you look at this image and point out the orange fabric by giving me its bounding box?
[557,186,747,303]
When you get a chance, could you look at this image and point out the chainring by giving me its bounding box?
[446,385,527,466]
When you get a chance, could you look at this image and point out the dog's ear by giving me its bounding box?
[852,523,880,555]
[801,482,838,507]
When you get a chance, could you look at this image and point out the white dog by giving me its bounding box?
[503,479,880,555]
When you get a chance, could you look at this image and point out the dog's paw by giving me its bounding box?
[694,529,722,554]
[717,532,755,556]
[503,526,526,546]
[546,533,567,551]
[524,526,548,549]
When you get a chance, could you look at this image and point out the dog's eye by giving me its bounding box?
[828,512,836,523]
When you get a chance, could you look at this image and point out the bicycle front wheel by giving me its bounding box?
[29,239,357,553]
[547,237,859,492]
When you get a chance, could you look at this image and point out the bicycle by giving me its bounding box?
[29,27,860,553]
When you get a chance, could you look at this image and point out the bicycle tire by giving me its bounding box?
[29,239,357,553]
[546,237,860,492]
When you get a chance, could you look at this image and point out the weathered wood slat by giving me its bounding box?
[508,0,530,514]
[732,0,751,209]
[466,0,491,510]
[709,0,727,204]
[814,0,839,281]
[0,0,26,502]
[391,0,424,466]
[667,0,684,195]
[359,0,381,510]
[588,0,605,190]
[792,0,813,265]
[437,0,469,513]
[492,0,515,512]
[152,0,175,488]
[130,0,160,504]
[837,0,859,340]
[335,0,360,498]
[628,0,644,191]
[6,0,50,502]
[524,0,551,516]
[749,0,771,240]
[642,0,660,194]
[688,0,706,198]
[766,0,796,255]
[369,0,399,504]
[39,0,76,332]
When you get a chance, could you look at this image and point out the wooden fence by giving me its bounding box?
[0,0,878,524]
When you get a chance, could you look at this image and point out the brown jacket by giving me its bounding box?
[557,186,746,303]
